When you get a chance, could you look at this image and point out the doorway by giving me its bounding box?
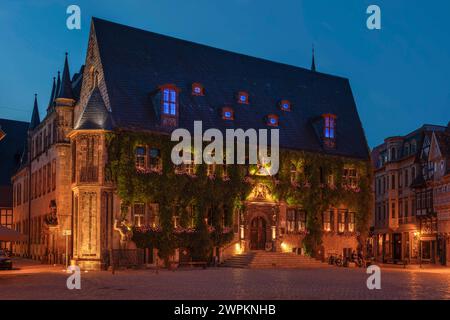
[250,217,266,250]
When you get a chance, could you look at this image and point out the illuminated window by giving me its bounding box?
[348,212,355,232]
[343,167,358,188]
[148,148,162,172]
[133,203,145,227]
[135,146,147,170]
[192,83,204,96]
[338,210,346,233]
[323,114,336,139]
[323,210,333,232]
[175,152,195,176]
[280,100,291,111]
[237,91,249,104]
[160,85,178,116]
[267,114,279,127]
[222,107,234,120]
[287,209,307,234]
[290,164,298,184]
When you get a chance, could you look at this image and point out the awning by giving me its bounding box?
[0,225,26,241]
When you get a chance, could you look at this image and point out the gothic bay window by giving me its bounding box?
[280,100,291,112]
[133,203,145,227]
[135,146,146,171]
[237,91,249,104]
[79,136,99,183]
[192,83,204,96]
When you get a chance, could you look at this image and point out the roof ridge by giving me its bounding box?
[91,17,348,81]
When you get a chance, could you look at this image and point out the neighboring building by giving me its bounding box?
[420,126,450,265]
[12,18,371,270]
[11,62,84,262]
[371,124,449,265]
[0,119,29,251]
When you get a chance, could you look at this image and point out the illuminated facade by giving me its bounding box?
[372,124,450,265]
[11,18,370,269]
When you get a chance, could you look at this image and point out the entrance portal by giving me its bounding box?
[250,217,266,250]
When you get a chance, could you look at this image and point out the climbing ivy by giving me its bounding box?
[106,131,373,265]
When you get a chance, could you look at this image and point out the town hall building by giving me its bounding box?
[11,18,371,270]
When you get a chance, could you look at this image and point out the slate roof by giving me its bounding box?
[75,87,113,130]
[434,129,450,175]
[0,119,29,186]
[91,18,370,160]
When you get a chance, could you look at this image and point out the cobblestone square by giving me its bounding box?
[1,259,449,300]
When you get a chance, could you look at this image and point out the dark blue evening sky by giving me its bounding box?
[0,0,449,148]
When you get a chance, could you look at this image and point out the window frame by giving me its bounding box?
[323,114,336,139]
[159,84,179,117]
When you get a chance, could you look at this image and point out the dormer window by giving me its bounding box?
[280,100,291,111]
[267,114,279,127]
[222,107,234,120]
[192,83,204,96]
[237,91,249,104]
[160,85,178,116]
[323,114,336,139]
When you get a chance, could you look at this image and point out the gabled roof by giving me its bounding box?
[434,129,450,174]
[90,17,370,160]
[0,119,29,186]
[75,87,112,130]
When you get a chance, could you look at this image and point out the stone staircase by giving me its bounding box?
[221,251,326,269]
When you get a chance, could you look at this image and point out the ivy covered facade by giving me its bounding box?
[12,17,372,270]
